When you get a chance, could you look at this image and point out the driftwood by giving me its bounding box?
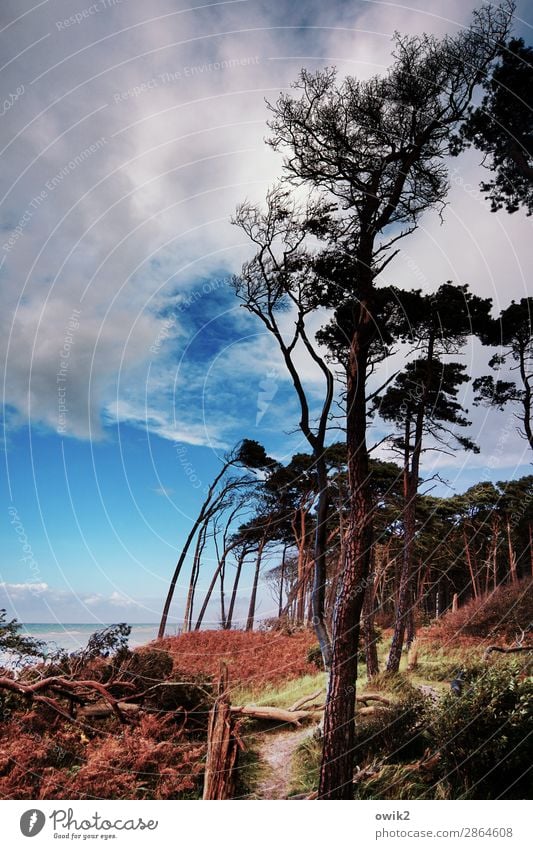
[203,664,242,800]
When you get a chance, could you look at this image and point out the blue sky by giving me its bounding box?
[1,0,532,625]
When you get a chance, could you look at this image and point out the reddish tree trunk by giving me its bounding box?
[319,319,372,800]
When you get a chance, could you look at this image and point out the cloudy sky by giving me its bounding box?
[1,0,532,628]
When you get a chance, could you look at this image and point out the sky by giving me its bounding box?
[1,0,532,628]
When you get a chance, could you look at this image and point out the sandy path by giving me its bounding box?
[255,727,311,799]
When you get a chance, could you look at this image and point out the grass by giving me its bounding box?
[289,735,322,797]
[232,734,264,800]
[233,671,327,709]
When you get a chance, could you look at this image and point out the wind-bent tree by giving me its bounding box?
[265,5,513,797]
[233,188,335,667]
[454,37,533,214]
[474,297,533,455]
[158,439,273,638]
[193,497,249,630]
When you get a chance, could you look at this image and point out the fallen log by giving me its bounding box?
[230,691,391,725]
[78,701,141,718]
[356,693,391,705]
[287,694,391,712]
[230,705,323,725]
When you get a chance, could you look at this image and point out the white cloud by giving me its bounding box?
[0,0,531,455]
[0,580,156,623]
[153,485,174,496]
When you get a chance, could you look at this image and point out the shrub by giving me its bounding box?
[120,649,213,724]
[354,691,430,766]
[355,763,439,801]
[157,629,318,689]
[0,709,206,800]
[430,665,533,798]
[0,610,45,662]
[121,648,174,688]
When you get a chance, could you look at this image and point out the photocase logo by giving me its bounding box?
[20,809,46,837]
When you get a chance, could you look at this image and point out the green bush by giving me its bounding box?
[0,610,45,661]
[354,691,430,766]
[355,763,439,801]
[431,665,533,798]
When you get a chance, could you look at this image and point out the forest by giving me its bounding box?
[1,0,532,802]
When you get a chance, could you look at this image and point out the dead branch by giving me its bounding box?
[0,675,134,723]
[484,645,533,658]
[77,701,142,718]
[289,689,324,711]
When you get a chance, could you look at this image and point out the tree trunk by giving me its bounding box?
[507,519,518,584]
[158,460,230,638]
[183,517,208,632]
[245,539,265,631]
[405,597,416,650]
[312,454,332,668]
[278,544,287,617]
[295,505,308,623]
[194,541,239,630]
[362,548,379,679]
[226,547,248,630]
[220,561,226,627]
[319,315,372,800]
[492,516,499,590]
[464,525,480,599]
[387,489,416,672]
[387,339,435,673]
[518,341,533,453]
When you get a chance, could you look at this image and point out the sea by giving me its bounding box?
[18,623,174,655]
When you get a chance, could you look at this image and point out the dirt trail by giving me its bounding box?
[255,727,310,799]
